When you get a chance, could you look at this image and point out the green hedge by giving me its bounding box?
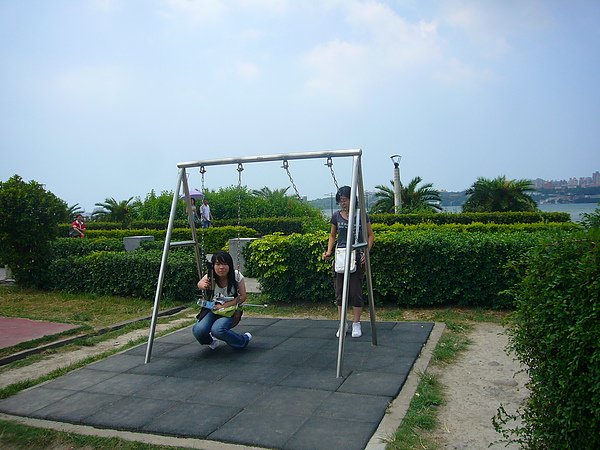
[371,230,550,308]
[48,250,197,302]
[248,229,574,308]
[370,211,570,225]
[248,232,332,304]
[50,238,124,259]
[82,226,257,253]
[59,217,306,236]
[371,221,580,234]
[497,232,599,448]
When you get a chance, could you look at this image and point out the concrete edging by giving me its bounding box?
[365,322,446,449]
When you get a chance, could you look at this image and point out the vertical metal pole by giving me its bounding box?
[145,168,185,364]
[336,155,360,378]
[391,155,402,213]
[357,159,377,345]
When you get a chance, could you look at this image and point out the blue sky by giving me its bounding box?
[1,0,598,213]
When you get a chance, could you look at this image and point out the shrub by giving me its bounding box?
[247,229,570,307]
[50,238,125,259]
[49,250,197,302]
[371,230,552,308]
[248,232,333,303]
[495,232,599,448]
[370,211,570,225]
[0,175,67,287]
[82,226,257,253]
[371,222,580,234]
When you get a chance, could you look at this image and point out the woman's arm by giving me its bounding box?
[322,224,337,260]
[197,274,210,290]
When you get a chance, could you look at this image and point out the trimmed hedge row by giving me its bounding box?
[58,218,305,236]
[47,227,577,308]
[49,250,197,302]
[247,229,574,308]
[497,232,599,447]
[82,226,257,253]
[50,238,124,259]
[371,221,580,234]
[370,211,570,225]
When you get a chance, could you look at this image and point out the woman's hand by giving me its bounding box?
[197,277,211,290]
[322,250,332,260]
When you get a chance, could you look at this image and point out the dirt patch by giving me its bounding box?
[430,323,528,449]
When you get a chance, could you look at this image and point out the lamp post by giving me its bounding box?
[325,192,334,217]
[390,155,402,213]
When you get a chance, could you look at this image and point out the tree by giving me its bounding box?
[66,203,84,219]
[0,175,67,287]
[463,176,537,212]
[92,197,137,225]
[371,177,442,214]
[135,190,187,221]
[251,186,290,199]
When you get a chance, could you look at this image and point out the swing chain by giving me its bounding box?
[236,163,244,271]
[326,157,339,191]
[199,166,206,191]
[198,166,207,287]
[282,160,303,201]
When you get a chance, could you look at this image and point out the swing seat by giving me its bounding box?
[196,307,243,328]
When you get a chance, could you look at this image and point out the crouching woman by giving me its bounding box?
[192,250,252,350]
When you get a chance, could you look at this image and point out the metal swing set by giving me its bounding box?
[145,149,377,378]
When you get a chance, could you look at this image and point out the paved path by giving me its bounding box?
[0,317,78,349]
[0,318,438,450]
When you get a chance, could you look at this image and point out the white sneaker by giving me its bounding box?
[336,322,349,338]
[352,322,362,338]
[244,332,252,343]
[209,338,220,350]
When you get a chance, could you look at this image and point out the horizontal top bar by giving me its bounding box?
[177,149,361,169]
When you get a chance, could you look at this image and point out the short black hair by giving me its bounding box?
[335,185,352,203]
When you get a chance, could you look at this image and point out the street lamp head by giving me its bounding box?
[390,155,401,167]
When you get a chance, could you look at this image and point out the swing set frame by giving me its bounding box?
[145,148,376,378]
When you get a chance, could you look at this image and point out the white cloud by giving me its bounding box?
[158,0,229,23]
[441,0,554,58]
[91,0,122,13]
[432,57,495,85]
[53,65,129,109]
[303,39,370,103]
[302,1,441,101]
[236,61,261,81]
[238,0,290,15]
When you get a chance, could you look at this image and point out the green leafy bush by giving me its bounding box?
[371,230,554,308]
[371,221,579,234]
[247,229,568,307]
[48,250,197,302]
[50,238,125,259]
[496,232,599,448]
[370,211,570,225]
[0,175,67,287]
[248,232,333,304]
[82,226,257,253]
[60,217,318,235]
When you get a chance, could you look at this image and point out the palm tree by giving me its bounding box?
[92,197,137,225]
[251,187,290,199]
[67,203,84,217]
[371,177,442,213]
[462,176,537,212]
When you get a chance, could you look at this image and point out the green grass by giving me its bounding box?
[0,286,189,327]
[386,372,444,450]
[0,419,192,450]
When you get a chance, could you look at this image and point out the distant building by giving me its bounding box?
[536,171,600,189]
